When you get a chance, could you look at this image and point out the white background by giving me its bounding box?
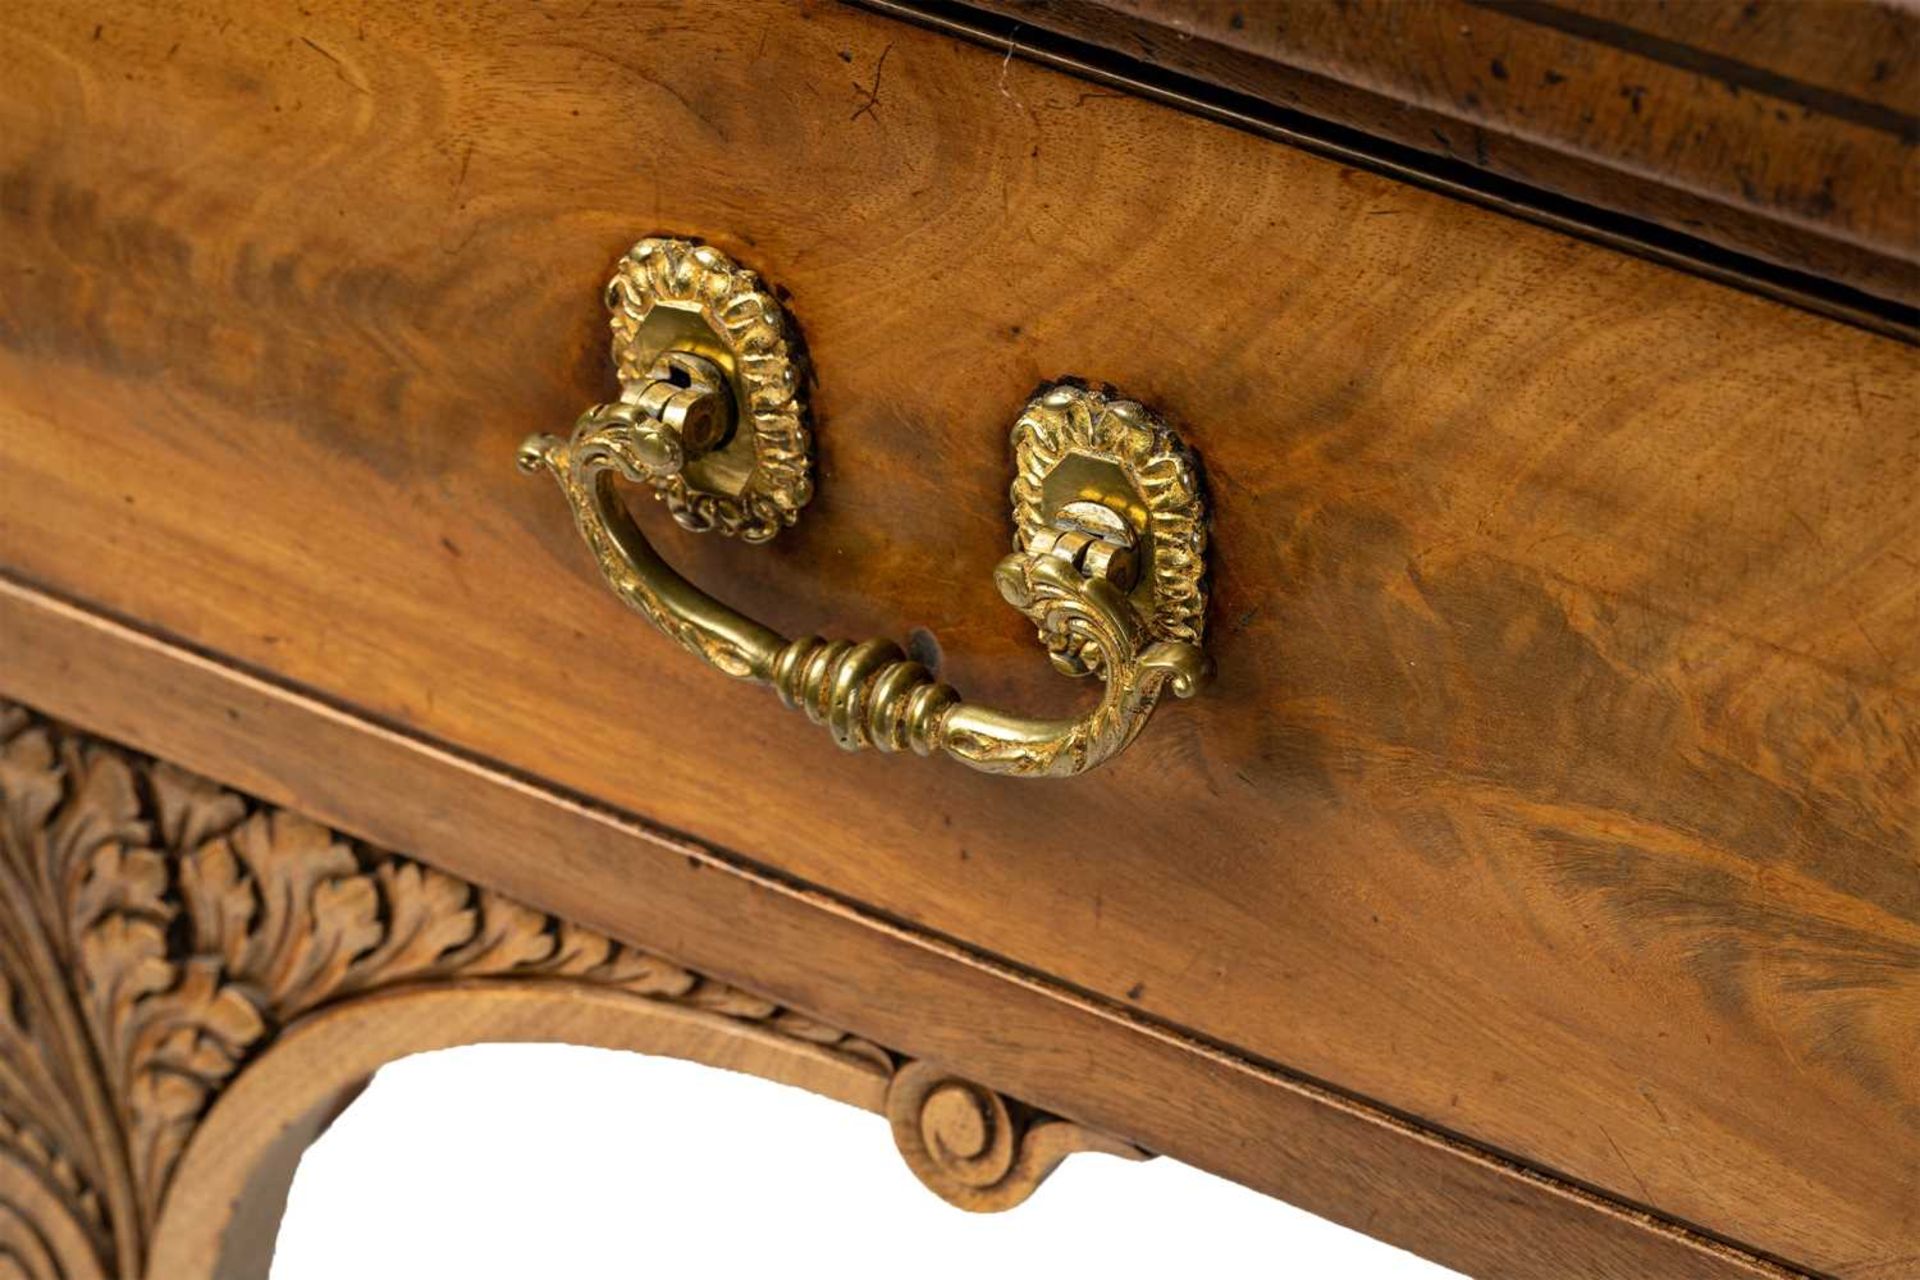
[270,1043,1460,1278]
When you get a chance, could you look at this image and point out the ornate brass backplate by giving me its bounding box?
[602,238,811,542]
[1006,384,1207,678]
[520,237,1213,778]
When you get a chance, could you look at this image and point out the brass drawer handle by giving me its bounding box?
[518,238,1211,778]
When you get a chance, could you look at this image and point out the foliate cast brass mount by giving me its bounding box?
[519,237,1211,778]
[573,237,812,543]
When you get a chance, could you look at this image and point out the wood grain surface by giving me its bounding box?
[958,0,1920,308]
[0,0,1915,1274]
[0,579,1815,1280]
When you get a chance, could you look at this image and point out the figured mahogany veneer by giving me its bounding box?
[0,1,1914,1276]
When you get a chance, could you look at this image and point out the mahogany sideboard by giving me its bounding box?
[0,2,1914,1277]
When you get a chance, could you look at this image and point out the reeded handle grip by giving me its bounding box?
[518,238,1211,779]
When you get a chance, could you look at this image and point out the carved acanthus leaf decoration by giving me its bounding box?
[0,702,886,1279]
[0,700,1144,1278]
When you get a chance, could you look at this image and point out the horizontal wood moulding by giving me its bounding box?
[0,1,1914,1276]
[0,576,1816,1280]
[950,0,1920,313]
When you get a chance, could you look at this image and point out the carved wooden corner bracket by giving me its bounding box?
[0,700,1145,1280]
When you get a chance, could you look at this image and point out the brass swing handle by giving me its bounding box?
[516,237,1211,779]
[516,399,1208,779]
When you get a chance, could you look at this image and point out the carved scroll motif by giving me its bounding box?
[0,701,1141,1279]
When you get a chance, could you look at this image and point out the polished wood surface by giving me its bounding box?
[0,580,1810,1280]
[0,0,1914,1274]
[958,0,1920,308]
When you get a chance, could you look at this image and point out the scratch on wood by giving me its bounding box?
[850,43,892,123]
[298,34,369,94]
[1601,1126,1654,1205]
[452,141,474,208]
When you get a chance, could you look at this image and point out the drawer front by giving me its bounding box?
[1,1,1914,1272]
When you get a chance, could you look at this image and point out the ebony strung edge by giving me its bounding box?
[859,0,1920,344]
